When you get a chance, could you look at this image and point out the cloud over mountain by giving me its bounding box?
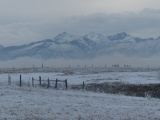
[1,8,160,47]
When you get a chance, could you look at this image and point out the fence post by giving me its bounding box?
[20,75,22,87]
[39,76,41,86]
[65,79,67,89]
[32,77,34,87]
[28,78,30,87]
[8,75,11,85]
[55,79,58,89]
[47,78,50,88]
[83,81,85,90]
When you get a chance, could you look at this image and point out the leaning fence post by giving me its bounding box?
[39,76,41,86]
[65,79,68,89]
[32,77,34,87]
[83,81,85,90]
[47,78,50,88]
[55,79,58,89]
[20,75,22,87]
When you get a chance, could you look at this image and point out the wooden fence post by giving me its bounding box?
[83,81,85,90]
[32,77,34,87]
[39,76,41,86]
[47,78,50,88]
[28,78,30,87]
[65,79,68,89]
[8,75,11,85]
[20,75,22,87]
[55,79,58,89]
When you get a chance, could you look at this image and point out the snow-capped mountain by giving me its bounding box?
[53,32,81,44]
[0,32,160,60]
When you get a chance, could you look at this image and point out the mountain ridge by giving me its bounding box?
[0,32,160,61]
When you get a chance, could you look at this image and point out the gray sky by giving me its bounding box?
[0,0,160,46]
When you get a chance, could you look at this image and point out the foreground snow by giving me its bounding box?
[0,86,160,120]
[0,68,160,119]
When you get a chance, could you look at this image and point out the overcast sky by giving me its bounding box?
[0,0,160,46]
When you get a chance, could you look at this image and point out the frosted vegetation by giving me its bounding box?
[0,67,160,119]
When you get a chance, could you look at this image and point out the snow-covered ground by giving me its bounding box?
[0,67,160,119]
[0,86,160,120]
[0,70,160,86]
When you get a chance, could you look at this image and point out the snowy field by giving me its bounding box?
[0,67,160,86]
[0,69,160,86]
[1,86,160,119]
[0,67,160,119]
